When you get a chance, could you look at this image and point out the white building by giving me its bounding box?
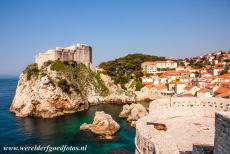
[141,60,178,74]
[154,60,178,69]
[175,82,186,94]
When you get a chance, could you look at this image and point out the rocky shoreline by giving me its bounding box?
[119,103,148,127]
[80,111,120,139]
[10,61,154,118]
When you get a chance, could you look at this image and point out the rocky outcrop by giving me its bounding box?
[119,103,148,127]
[10,62,103,118]
[10,61,150,118]
[80,111,120,139]
[100,74,136,103]
[10,75,88,118]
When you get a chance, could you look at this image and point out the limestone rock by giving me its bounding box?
[119,103,148,127]
[10,75,88,118]
[100,74,136,103]
[80,111,120,139]
[10,61,152,119]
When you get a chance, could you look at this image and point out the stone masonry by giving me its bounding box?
[35,43,92,68]
[135,97,230,154]
[214,112,230,154]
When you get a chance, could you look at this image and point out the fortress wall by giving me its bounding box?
[35,51,56,68]
[149,97,230,114]
[136,97,230,154]
[192,144,214,154]
[214,112,230,154]
[135,126,155,154]
[35,44,92,68]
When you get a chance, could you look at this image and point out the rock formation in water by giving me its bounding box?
[80,111,120,139]
[10,61,138,118]
[119,103,148,127]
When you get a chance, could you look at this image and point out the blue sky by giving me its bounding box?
[0,0,230,76]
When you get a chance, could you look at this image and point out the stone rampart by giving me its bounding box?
[214,112,230,154]
[149,97,230,114]
[135,97,230,154]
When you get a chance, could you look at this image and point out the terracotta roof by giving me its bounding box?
[145,84,154,88]
[142,61,155,65]
[143,82,153,85]
[186,84,194,90]
[169,80,176,84]
[152,84,166,90]
[154,60,176,63]
[205,83,216,89]
[221,82,230,86]
[218,74,230,80]
[220,92,230,98]
[198,88,210,93]
[159,74,167,78]
[215,87,230,94]
[183,93,194,97]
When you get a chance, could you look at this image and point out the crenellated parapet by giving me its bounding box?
[135,97,230,154]
[149,97,230,114]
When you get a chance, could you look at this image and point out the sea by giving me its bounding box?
[0,78,149,154]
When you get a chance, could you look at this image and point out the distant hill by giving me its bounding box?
[99,53,166,89]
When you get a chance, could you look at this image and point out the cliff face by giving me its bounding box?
[10,61,136,118]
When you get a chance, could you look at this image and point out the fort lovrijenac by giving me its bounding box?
[35,43,92,68]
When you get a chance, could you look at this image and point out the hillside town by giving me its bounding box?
[141,50,230,98]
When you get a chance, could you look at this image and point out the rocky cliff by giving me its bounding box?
[10,61,137,118]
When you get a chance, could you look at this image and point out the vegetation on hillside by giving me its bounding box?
[23,60,109,97]
[23,63,39,80]
[188,58,211,69]
[99,53,166,90]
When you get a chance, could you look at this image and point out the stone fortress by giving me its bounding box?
[35,43,92,68]
[135,97,230,154]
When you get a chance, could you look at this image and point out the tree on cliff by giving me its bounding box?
[99,53,166,89]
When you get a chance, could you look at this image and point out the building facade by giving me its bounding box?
[35,43,92,68]
[141,60,178,74]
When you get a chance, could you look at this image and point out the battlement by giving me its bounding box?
[135,97,230,154]
[150,97,230,114]
[35,43,92,68]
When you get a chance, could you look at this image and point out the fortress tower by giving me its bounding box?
[35,43,92,68]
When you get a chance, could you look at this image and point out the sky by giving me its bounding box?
[0,0,230,76]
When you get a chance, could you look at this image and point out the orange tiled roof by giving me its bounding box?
[186,84,194,90]
[198,88,210,93]
[218,74,230,80]
[169,80,176,84]
[215,87,230,94]
[143,82,153,85]
[159,74,167,78]
[221,82,230,86]
[183,93,194,97]
[205,83,216,89]
[153,84,166,90]
[220,92,230,98]
[142,61,155,65]
[145,84,153,88]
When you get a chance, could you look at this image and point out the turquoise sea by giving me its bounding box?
[0,78,149,154]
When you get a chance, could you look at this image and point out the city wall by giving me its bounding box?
[214,112,230,154]
[149,97,230,114]
[135,97,230,154]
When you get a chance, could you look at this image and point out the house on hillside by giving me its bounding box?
[197,88,212,98]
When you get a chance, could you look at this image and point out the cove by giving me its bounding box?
[0,78,149,154]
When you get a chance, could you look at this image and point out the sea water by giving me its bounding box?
[0,78,147,154]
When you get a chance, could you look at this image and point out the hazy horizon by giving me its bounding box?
[1,0,230,76]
